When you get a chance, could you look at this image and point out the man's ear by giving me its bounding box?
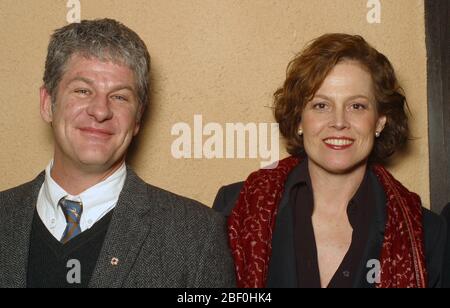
[133,105,145,136]
[133,120,141,136]
[40,86,53,124]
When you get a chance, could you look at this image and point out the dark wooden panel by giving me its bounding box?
[425,0,450,213]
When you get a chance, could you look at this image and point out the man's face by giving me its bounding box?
[40,54,142,173]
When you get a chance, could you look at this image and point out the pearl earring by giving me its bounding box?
[298,129,303,136]
[375,131,381,138]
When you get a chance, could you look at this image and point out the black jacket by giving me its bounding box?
[441,203,450,288]
[213,164,446,288]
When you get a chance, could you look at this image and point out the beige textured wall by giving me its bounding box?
[0,0,429,207]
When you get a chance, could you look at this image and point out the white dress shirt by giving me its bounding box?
[36,161,127,241]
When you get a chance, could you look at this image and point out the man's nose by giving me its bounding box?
[86,94,113,122]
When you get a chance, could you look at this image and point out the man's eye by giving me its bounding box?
[112,95,128,102]
[75,89,90,95]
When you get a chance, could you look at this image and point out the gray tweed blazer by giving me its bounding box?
[0,167,236,288]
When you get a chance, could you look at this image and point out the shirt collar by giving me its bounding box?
[292,157,312,188]
[42,160,127,211]
[346,169,373,228]
[287,157,373,227]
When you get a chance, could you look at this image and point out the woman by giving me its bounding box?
[213,33,446,288]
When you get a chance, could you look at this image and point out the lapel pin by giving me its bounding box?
[111,257,119,266]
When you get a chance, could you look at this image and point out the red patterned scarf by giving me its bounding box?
[228,156,427,288]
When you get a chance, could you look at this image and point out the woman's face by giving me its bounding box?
[299,60,386,174]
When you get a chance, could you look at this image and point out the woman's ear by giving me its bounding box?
[298,123,303,136]
[376,115,387,134]
[40,86,53,124]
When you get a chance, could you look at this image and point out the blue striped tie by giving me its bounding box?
[60,198,83,244]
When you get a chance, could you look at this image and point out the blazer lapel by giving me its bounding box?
[0,173,44,288]
[89,168,159,288]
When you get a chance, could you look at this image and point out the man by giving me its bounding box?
[0,19,235,288]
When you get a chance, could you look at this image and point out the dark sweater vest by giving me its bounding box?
[27,209,113,288]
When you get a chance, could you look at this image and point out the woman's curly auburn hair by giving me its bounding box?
[274,33,409,163]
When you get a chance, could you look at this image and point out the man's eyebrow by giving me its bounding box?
[110,85,136,93]
[67,76,94,85]
[67,77,136,93]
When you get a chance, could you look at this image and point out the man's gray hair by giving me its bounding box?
[43,18,151,113]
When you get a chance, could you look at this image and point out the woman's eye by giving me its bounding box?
[313,103,328,110]
[351,103,367,110]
